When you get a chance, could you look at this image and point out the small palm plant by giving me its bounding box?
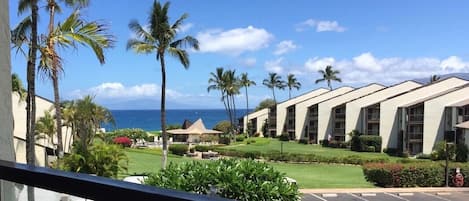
[286,74,301,99]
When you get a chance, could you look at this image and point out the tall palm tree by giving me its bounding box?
[223,69,240,133]
[127,0,199,169]
[61,100,76,153]
[37,10,114,159]
[240,73,255,135]
[263,72,286,103]
[286,74,301,99]
[208,67,230,122]
[315,65,341,90]
[430,74,441,83]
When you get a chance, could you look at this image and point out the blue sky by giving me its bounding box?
[9,0,469,109]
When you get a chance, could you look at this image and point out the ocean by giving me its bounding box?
[102,109,248,132]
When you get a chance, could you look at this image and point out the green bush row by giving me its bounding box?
[216,149,389,165]
[194,145,223,152]
[351,135,382,152]
[363,162,469,187]
[168,144,188,156]
[145,159,300,200]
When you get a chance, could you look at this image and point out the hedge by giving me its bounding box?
[168,144,188,156]
[351,135,381,152]
[216,148,389,165]
[363,162,469,187]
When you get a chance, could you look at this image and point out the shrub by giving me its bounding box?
[416,153,432,160]
[168,144,188,156]
[195,145,210,152]
[236,135,246,142]
[357,135,382,152]
[145,159,300,200]
[107,128,148,142]
[246,139,256,144]
[243,151,261,159]
[298,139,308,144]
[431,141,456,161]
[61,142,128,178]
[319,139,329,147]
[363,162,446,187]
[279,133,289,141]
[113,136,132,147]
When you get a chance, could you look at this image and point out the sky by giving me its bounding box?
[9,0,469,109]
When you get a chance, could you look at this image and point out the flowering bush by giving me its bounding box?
[113,136,132,147]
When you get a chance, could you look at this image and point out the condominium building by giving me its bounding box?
[345,81,422,135]
[317,84,385,142]
[295,86,354,142]
[276,88,329,139]
[380,77,468,154]
[243,108,269,136]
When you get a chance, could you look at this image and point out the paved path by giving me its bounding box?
[301,188,469,201]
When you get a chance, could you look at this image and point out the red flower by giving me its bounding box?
[113,136,132,147]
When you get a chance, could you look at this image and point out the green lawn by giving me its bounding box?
[124,148,374,189]
[223,137,401,161]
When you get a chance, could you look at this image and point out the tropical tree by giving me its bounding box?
[127,1,199,168]
[240,73,255,135]
[255,99,276,112]
[286,74,301,99]
[208,68,240,136]
[430,74,441,83]
[35,110,57,156]
[36,10,113,159]
[12,73,27,101]
[61,100,76,153]
[315,65,341,90]
[263,73,286,103]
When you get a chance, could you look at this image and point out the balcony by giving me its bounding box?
[0,159,227,201]
[333,128,345,135]
[408,114,424,122]
[367,114,380,121]
[335,113,345,118]
[408,133,423,140]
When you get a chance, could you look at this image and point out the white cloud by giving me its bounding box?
[273,40,297,55]
[353,52,382,72]
[304,57,335,71]
[302,53,469,84]
[296,19,346,32]
[239,57,257,67]
[176,23,193,33]
[264,58,285,74]
[440,56,469,70]
[196,26,274,55]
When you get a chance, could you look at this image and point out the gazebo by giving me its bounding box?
[167,118,222,144]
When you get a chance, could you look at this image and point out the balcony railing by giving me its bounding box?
[0,159,229,201]
[333,128,345,135]
[367,114,380,121]
[408,133,423,140]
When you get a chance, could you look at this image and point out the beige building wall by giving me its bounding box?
[14,138,47,166]
[423,86,469,154]
[318,84,385,141]
[380,77,468,151]
[243,108,268,136]
[295,87,354,140]
[12,93,73,165]
[276,88,329,135]
[345,81,422,134]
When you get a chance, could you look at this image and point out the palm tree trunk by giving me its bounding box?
[52,71,64,158]
[272,88,276,103]
[289,88,291,99]
[26,1,39,200]
[160,54,168,169]
[231,94,237,135]
[245,86,249,137]
[328,80,332,90]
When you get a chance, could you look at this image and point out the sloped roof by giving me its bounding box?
[456,121,469,129]
[167,118,222,135]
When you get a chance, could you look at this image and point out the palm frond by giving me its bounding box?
[128,20,155,43]
[168,47,190,68]
[127,39,156,53]
[170,36,199,50]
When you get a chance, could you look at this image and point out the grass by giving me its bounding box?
[222,137,401,161]
[123,148,374,188]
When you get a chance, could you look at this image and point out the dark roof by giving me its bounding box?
[182,119,192,129]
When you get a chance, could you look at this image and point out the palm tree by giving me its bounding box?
[430,74,441,83]
[240,73,255,135]
[61,100,76,153]
[127,1,199,169]
[208,67,230,121]
[37,10,114,159]
[315,65,341,90]
[263,72,286,103]
[223,69,240,133]
[286,74,301,99]
[12,73,27,101]
[35,110,57,156]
